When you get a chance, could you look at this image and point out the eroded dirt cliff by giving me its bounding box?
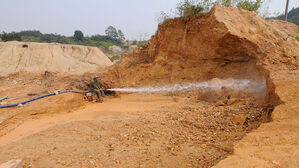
[99,4,299,167]
[106,5,297,87]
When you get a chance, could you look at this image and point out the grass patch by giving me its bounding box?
[292,34,299,41]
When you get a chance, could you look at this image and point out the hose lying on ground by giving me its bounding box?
[0,90,105,109]
[0,96,8,102]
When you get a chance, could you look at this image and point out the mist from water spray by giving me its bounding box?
[107,79,266,94]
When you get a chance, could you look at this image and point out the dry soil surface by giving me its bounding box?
[0,92,271,168]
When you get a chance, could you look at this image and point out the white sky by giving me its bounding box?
[0,0,298,40]
[265,0,298,16]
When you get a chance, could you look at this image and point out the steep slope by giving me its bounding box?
[0,41,113,76]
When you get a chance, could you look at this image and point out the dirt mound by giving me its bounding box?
[105,5,298,95]
[0,41,113,76]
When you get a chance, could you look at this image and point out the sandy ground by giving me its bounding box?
[0,89,270,167]
[0,41,112,76]
[0,94,176,146]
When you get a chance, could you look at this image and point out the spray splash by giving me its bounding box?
[107,78,266,94]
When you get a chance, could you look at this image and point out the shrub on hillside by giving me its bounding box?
[156,0,266,24]
[177,0,204,17]
[237,0,264,12]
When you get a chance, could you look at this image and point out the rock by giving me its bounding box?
[214,112,221,117]
[215,101,225,107]
[86,92,92,97]
[130,82,136,87]
[92,94,99,102]
[17,104,23,107]
[227,98,238,105]
[0,159,22,168]
[233,114,246,125]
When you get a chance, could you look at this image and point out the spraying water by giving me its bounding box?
[106,78,266,94]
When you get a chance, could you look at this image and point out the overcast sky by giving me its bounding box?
[0,0,298,40]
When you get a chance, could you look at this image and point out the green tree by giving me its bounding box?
[175,0,265,16]
[176,0,204,17]
[40,34,52,43]
[216,0,237,7]
[117,29,125,41]
[267,7,299,25]
[0,32,22,42]
[215,0,264,12]
[237,0,264,11]
[18,30,43,37]
[156,0,211,24]
[74,30,84,41]
[286,7,299,25]
[105,26,118,40]
[155,11,172,24]
[90,35,111,42]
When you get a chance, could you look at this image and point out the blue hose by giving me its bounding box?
[0,89,105,109]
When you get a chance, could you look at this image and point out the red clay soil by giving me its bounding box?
[0,5,298,168]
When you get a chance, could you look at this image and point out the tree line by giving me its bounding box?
[267,7,299,26]
[0,26,126,50]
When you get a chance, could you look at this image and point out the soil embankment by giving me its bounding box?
[104,5,298,92]
[0,41,112,76]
